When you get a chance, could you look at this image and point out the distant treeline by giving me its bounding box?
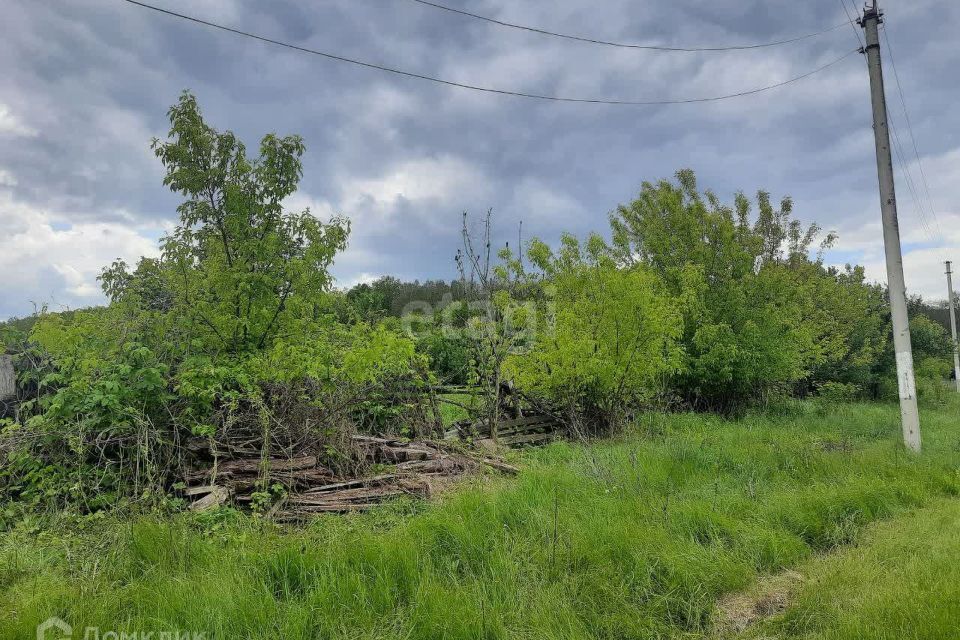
[343,277,470,318]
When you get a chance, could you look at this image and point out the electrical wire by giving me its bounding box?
[407,0,853,52]
[881,24,944,243]
[120,0,860,106]
[890,117,936,240]
[836,1,940,247]
[838,0,864,50]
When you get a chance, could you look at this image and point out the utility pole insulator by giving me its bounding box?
[861,4,922,451]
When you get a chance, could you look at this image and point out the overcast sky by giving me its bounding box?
[1,0,958,319]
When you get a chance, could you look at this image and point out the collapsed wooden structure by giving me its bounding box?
[182,432,524,519]
[447,413,562,447]
[182,378,562,516]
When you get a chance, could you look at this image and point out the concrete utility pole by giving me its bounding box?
[947,261,960,393]
[861,3,921,451]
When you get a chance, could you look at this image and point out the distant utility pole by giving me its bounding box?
[946,261,960,392]
[860,3,921,451]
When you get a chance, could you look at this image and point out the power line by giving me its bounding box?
[890,116,936,240]
[838,0,864,50]
[408,0,853,52]
[120,0,859,106]
[880,24,944,242]
[836,1,939,245]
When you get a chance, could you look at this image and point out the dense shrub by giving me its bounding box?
[416,331,472,386]
[503,234,682,430]
[604,171,850,409]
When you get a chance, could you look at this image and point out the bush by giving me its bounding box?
[504,234,682,430]
[417,331,472,386]
[816,381,862,402]
[0,93,428,510]
[608,170,837,410]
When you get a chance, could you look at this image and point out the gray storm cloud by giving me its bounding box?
[1,0,958,318]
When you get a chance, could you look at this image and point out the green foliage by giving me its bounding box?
[815,382,861,403]
[256,319,430,435]
[343,282,390,323]
[102,91,350,356]
[870,314,955,405]
[345,276,474,318]
[805,265,888,395]
[0,92,427,510]
[908,316,955,406]
[416,330,472,385]
[505,234,682,427]
[908,314,955,362]
[6,126,953,518]
[608,170,841,409]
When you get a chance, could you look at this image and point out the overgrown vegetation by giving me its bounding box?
[742,495,960,640]
[1,92,957,517]
[2,398,959,639]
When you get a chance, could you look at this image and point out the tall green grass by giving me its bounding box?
[2,398,959,639]
[748,496,960,640]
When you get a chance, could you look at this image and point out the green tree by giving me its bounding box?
[609,169,834,409]
[344,283,389,323]
[803,265,888,395]
[102,91,349,355]
[505,233,682,429]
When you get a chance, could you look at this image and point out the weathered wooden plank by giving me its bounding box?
[301,474,398,494]
[291,486,406,505]
[283,503,381,514]
[395,457,469,475]
[496,424,558,437]
[351,434,402,446]
[218,456,319,474]
[497,414,559,429]
[184,485,220,497]
[500,432,555,446]
[379,445,434,463]
[460,416,559,438]
[189,486,229,511]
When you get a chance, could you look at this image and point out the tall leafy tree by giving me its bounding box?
[608,169,834,408]
[102,91,349,355]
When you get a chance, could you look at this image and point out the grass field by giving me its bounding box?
[742,496,960,640]
[2,397,959,639]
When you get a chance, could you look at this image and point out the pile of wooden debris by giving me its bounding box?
[182,434,518,519]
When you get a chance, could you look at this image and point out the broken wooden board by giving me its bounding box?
[189,485,229,511]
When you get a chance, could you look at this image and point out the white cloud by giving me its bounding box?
[822,143,960,301]
[288,163,463,231]
[830,210,960,303]
[335,271,381,290]
[507,178,586,229]
[287,156,494,286]
[0,193,160,316]
[0,104,36,137]
[347,155,489,208]
[283,193,340,220]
